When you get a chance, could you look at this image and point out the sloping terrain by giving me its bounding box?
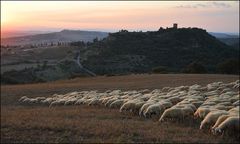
[1,74,239,143]
[1,30,108,45]
[82,28,239,74]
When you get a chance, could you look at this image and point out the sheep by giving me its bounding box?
[233,83,239,89]
[214,116,240,136]
[120,100,137,113]
[228,106,240,115]
[211,114,234,134]
[143,103,165,118]
[192,101,204,108]
[132,101,146,114]
[75,98,86,105]
[49,99,67,107]
[139,89,151,94]
[19,96,28,102]
[194,107,217,119]
[200,110,229,130]
[88,98,101,106]
[109,99,126,108]
[159,100,173,109]
[139,102,156,116]
[105,98,118,107]
[180,106,195,119]
[159,107,184,122]
[189,84,202,91]
[41,97,55,105]
[64,98,78,105]
[166,96,181,105]
[161,87,171,92]
[233,100,240,107]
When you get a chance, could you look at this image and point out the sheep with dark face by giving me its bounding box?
[214,116,240,136]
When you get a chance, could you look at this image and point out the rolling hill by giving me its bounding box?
[1,27,239,84]
[82,28,239,74]
[1,30,109,46]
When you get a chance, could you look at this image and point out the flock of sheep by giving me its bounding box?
[19,80,239,137]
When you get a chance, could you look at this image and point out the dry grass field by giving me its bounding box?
[1,74,239,143]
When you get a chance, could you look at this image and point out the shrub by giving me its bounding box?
[217,58,239,74]
[152,66,168,74]
[182,62,207,74]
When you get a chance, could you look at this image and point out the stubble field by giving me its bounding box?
[1,74,239,143]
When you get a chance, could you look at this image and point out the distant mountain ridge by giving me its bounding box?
[209,32,239,39]
[1,30,109,46]
[209,32,239,49]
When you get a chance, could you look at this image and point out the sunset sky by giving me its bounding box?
[1,1,239,36]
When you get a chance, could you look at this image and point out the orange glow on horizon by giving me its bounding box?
[1,1,239,37]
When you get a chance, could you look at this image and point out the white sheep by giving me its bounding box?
[200,110,229,130]
[214,116,240,135]
[159,107,183,122]
[139,102,155,116]
[194,107,217,119]
[49,99,67,107]
[19,96,28,102]
[109,99,126,108]
[233,100,240,107]
[211,114,235,134]
[120,100,137,113]
[143,103,165,118]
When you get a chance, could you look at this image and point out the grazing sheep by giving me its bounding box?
[159,107,183,122]
[105,98,118,107]
[139,102,155,116]
[65,98,78,105]
[194,107,215,119]
[211,114,232,134]
[233,100,240,107]
[19,96,28,102]
[88,98,101,106]
[109,99,125,108]
[131,101,146,114]
[143,103,165,118]
[120,100,137,113]
[49,99,66,107]
[41,98,55,105]
[181,106,195,119]
[200,110,229,130]
[214,116,240,135]
[17,80,239,138]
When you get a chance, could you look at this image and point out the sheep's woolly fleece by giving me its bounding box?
[19,80,240,136]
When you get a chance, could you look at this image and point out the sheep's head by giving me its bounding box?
[213,128,222,135]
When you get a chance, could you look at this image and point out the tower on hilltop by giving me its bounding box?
[173,23,178,29]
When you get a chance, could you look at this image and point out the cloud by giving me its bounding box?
[176,2,232,9]
[212,2,231,8]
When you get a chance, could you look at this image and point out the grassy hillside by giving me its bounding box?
[1,27,239,84]
[83,28,238,74]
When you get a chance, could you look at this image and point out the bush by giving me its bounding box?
[152,66,168,74]
[182,62,207,74]
[217,58,239,74]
